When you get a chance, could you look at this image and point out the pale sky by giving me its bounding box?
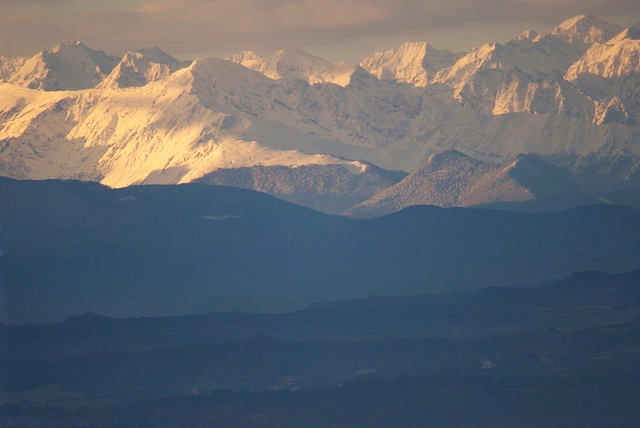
[1,0,640,62]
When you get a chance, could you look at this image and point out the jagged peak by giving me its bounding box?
[360,41,462,86]
[50,40,87,53]
[227,46,354,86]
[392,41,430,56]
[185,56,268,85]
[189,56,244,73]
[134,46,185,65]
[7,40,120,90]
[549,14,623,44]
[98,46,191,89]
[564,23,640,82]
[473,42,500,56]
[46,41,117,66]
[446,42,499,67]
[429,42,499,85]
[404,41,429,49]
[359,42,429,76]
[555,14,599,30]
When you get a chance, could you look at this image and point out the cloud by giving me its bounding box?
[1,0,640,61]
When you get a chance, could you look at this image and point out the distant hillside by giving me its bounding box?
[347,152,615,217]
[2,178,640,323]
[196,163,407,214]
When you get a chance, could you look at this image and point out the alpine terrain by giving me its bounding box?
[0,15,639,214]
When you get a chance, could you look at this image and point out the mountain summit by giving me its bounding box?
[5,41,119,90]
[549,14,623,44]
[228,47,355,86]
[359,42,462,87]
[99,46,191,89]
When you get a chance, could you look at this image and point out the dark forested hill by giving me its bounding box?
[2,177,640,323]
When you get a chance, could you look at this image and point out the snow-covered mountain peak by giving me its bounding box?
[177,56,283,115]
[44,41,118,76]
[359,42,462,87]
[186,56,270,88]
[430,37,599,117]
[228,47,355,86]
[430,15,630,115]
[565,26,640,81]
[51,40,87,54]
[98,46,190,89]
[6,41,119,90]
[549,14,623,44]
[135,46,185,65]
[430,42,502,85]
[273,47,318,59]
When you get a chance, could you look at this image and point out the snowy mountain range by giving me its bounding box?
[1,14,639,215]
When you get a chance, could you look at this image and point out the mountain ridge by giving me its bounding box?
[1,14,639,215]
